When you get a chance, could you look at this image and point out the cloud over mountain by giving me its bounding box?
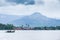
[7,0,35,5]
[0,0,60,19]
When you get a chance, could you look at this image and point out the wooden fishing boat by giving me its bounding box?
[6,30,15,33]
[6,26,15,33]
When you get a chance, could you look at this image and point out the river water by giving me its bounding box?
[0,30,60,40]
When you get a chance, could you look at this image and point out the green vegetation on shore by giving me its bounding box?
[0,23,60,30]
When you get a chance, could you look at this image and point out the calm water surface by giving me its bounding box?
[0,30,60,40]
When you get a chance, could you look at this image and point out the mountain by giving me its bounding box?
[10,12,60,27]
[0,14,23,24]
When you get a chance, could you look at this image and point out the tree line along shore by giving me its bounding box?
[0,23,60,30]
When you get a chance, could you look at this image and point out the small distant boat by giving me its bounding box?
[6,26,15,33]
[6,30,15,33]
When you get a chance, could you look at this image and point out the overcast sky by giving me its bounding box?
[0,0,60,19]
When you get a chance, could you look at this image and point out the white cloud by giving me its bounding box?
[0,0,16,6]
[0,0,60,19]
